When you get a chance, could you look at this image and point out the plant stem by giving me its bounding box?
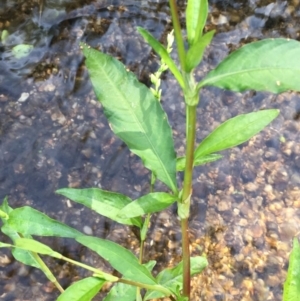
[180,104,197,299]
[31,252,64,293]
[119,278,173,297]
[169,0,186,71]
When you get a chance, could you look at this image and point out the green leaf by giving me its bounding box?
[3,206,82,238]
[14,238,60,258]
[12,44,33,59]
[119,193,177,218]
[0,197,13,215]
[186,30,215,72]
[194,110,279,160]
[137,27,184,89]
[176,153,223,171]
[144,256,208,300]
[76,235,157,285]
[103,282,136,301]
[0,200,45,270]
[0,241,12,248]
[103,260,156,301]
[81,44,177,193]
[144,260,157,273]
[186,0,208,45]
[56,188,142,228]
[199,39,300,93]
[283,238,300,301]
[57,277,106,301]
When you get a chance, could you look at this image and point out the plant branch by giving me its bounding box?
[119,278,174,297]
[31,252,64,293]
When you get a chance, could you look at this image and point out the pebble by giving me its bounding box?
[17,92,29,102]
[217,200,231,212]
[83,225,93,235]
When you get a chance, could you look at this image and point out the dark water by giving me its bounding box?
[1,0,300,300]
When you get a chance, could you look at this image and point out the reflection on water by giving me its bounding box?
[1,0,300,300]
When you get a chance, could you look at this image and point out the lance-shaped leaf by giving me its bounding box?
[144,256,208,300]
[0,241,12,248]
[283,238,300,301]
[14,238,61,258]
[198,39,300,93]
[76,235,157,285]
[119,193,177,218]
[56,188,142,228]
[81,44,177,193]
[176,153,223,171]
[186,30,215,72]
[186,0,208,45]
[3,206,82,238]
[137,27,184,89]
[57,277,106,301]
[194,110,279,160]
[103,260,157,301]
[0,199,45,269]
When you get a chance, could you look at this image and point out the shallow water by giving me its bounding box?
[1,0,300,300]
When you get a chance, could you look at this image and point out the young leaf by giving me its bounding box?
[0,200,51,270]
[103,282,136,301]
[0,241,12,248]
[57,277,106,301]
[0,196,13,215]
[176,153,223,171]
[81,44,177,193]
[119,193,177,218]
[186,0,208,45]
[199,39,300,93]
[186,30,215,72]
[56,188,142,228]
[3,206,82,238]
[14,238,60,258]
[144,256,208,300]
[76,235,157,285]
[137,27,184,89]
[283,238,300,301]
[194,110,279,160]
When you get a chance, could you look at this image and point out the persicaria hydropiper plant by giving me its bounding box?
[1,0,300,300]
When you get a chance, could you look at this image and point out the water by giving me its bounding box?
[1,0,300,300]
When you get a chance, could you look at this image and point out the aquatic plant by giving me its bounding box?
[1,0,300,300]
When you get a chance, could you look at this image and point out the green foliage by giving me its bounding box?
[56,188,142,227]
[119,193,177,218]
[194,110,279,160]
[57,277,106,301]
[186,0,208,45]
[199,39,300,93]
[283,238,300,301]
[103,282,136,301]
[3,206,81,238]
[76,235,157,286]
[2,0,300,300]
[137,27,185,89]
[81,44,177,193]
[186,30,215,72]
[176,153,223,171]
[144,256,208,300]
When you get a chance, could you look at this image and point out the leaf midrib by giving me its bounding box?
[96,57,176,192]
[196,113,271,158]
[201,66,300,87]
